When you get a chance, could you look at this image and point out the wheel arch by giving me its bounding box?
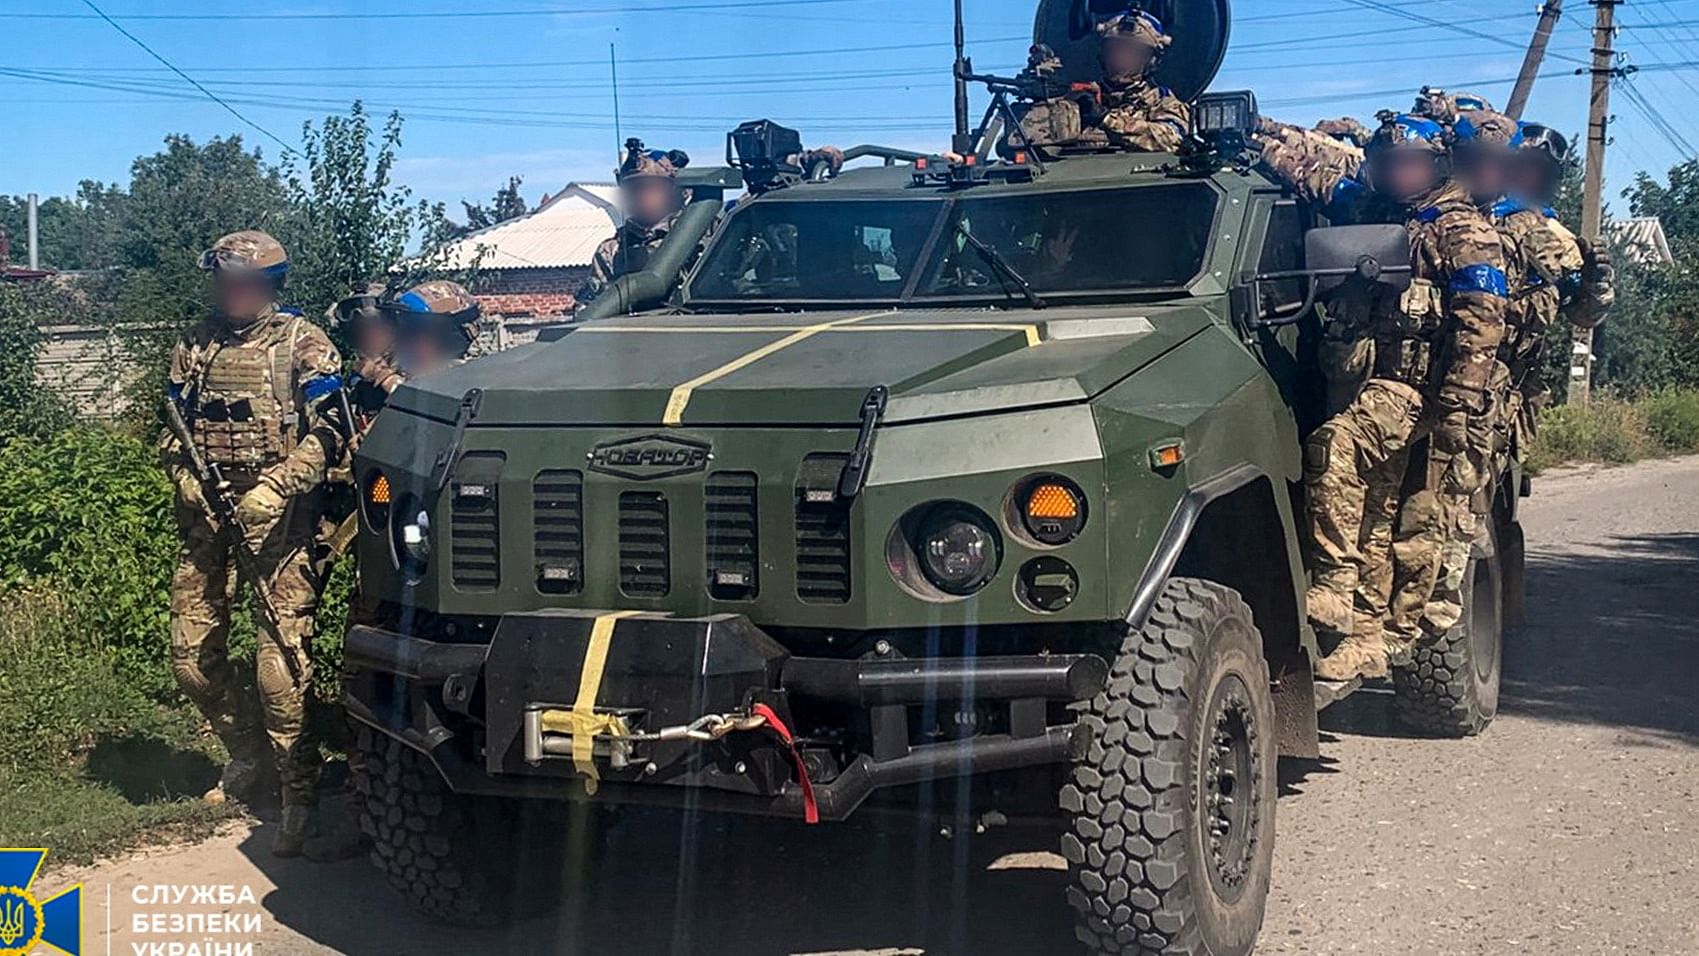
[1124,464,1321,758]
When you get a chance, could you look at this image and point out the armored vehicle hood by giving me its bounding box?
[388,305,1214,428]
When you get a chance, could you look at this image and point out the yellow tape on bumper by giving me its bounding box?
[570,610,642,793]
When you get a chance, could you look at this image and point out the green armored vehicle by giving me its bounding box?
[342,1,1520,951]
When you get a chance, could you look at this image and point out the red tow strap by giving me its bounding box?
[750,702,820,824]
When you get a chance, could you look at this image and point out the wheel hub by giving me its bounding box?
[1201,674,1260,903]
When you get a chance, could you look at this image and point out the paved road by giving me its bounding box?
[59,456,1699,955]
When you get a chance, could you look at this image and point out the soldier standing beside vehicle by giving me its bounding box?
[1258,113,1508,681]
[163,230,344,857]
[1415,120,1614,636]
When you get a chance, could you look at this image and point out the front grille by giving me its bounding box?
[619,491,671,597]
[449,453,503,591]
[533,470,583,594]
[795,454,852,604]
[705,471,759,600]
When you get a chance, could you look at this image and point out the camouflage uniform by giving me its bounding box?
[166,281,343,815]
[1254,119,1373,414]
[1308,179,1507,675]
[579,143,689,306]
[1018,11,1190,153]
[582,211,681,304]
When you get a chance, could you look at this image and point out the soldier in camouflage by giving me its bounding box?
[578,141,692,307]
[1417,120,1614,635]
[1017,10,1190,153]
[1258,113,1509,681]
[164,230,344,856]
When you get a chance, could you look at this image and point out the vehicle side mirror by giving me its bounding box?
[1250,223,1413,328]
[1305,224,1413,295]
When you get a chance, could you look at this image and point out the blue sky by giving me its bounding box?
[4,0,1699,216]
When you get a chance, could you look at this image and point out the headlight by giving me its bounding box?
[917,506,1000,595]
[391,494,431,581]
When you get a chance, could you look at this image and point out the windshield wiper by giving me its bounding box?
[954,221,1046,310]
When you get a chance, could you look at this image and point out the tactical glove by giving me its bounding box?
[173,467,214,526]
[354,354,405,395]
[1433,408,1471,457]
[1579,237,1616,289]
[235,477,288,552]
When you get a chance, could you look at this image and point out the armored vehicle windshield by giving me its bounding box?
[687,181,1217,307]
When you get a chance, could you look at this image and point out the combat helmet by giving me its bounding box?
[1367,111,1449,155]
[617,139,691,183]
[1454,109,1522,149]
[1097,9,1172,54]
[1511,121,1571,198]
[198,230,289,288]
[382,280,482,364]
[1364,111,1452,201]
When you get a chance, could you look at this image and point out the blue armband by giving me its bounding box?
[1450,264,1508,297]
[303,373,343,401]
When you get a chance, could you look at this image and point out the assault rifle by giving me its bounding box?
[164,398,304,684]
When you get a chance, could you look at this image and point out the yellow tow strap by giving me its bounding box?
[566,611,642,793]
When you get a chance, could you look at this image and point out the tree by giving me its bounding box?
[283,101,459,322]
[0,184,127,272]
[458,176,530,235]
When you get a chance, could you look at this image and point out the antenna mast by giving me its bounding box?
[952,0,972,155]
[610,43,624,173]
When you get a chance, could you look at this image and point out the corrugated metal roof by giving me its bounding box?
[1608,216,1674,266]
[437,183,620,271]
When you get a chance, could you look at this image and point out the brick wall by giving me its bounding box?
[474,266,591,317]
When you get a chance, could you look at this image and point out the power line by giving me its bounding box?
[1335,0,1591,65]
[72,0,295,154]
[3,0,880,20]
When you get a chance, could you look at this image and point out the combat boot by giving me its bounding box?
[302,810,366,863]
[202,757,261,806]
[1305,580,1356,634]
[1315,632,1391,682]
[272,805,313,858]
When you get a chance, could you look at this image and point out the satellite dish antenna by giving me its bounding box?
[1031,0,1231,102]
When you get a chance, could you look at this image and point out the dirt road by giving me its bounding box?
[57,456,1699,955]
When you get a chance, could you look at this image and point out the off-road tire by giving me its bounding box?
[1061,578,1277,956]
[355,728,573,926]
[1392,530,1504,737]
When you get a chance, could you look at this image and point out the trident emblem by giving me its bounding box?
[0,895,25,946]
[0,849,78,955]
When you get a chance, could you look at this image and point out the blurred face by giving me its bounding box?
[395,329,453,376]
[1100,38,1155,78]
[1371,149,1441,203]
[352,313,394,359]
[1507,153,1556,203]
[1455,147,1509,203]
[213,273,274,324]
[624,177,681,228]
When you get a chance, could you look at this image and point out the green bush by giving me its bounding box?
[0,427,179,696]
[1641,389,1699,453]
[1526,393,1658,472]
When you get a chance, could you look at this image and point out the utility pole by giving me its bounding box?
[1573,0,1620,406]
[26,193,39,271]
[1507,0,1564,120]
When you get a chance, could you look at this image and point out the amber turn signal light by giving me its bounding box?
[1020,477,1086,545]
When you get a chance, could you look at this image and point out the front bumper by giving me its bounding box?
[344,611,1105,822]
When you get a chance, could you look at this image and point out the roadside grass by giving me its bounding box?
[1527,388,1699,472]
[0,591,234,863]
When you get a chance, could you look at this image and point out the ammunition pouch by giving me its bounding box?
[1014,97,1083,148]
